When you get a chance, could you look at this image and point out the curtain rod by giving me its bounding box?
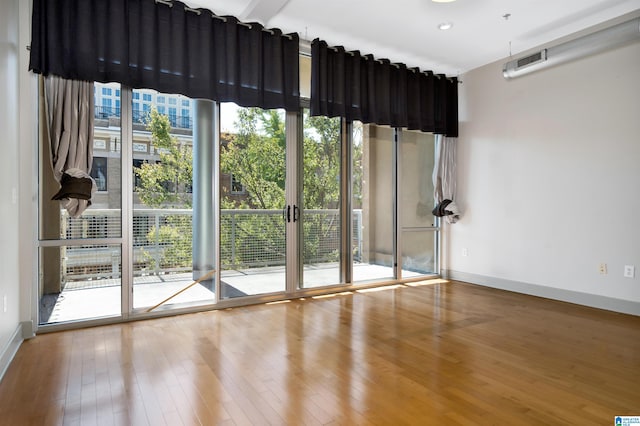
[326,46,457,82]
[156,0,293,40]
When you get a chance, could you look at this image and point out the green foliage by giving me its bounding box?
[135,109,193,208]
[220,108,286,209]
[135,105,361,269]
[143,215,193,270]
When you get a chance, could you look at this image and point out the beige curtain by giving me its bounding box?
[433,135,460,224]
[43,75,95,218]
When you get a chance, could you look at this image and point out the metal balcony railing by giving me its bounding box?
[59,209,363,282]
[94,106,193,130]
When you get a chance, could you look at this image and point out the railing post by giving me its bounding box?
[231,211,236,268]
[154,212,160,275]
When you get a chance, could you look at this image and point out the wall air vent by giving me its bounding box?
[516,50,547,69]
[503,16,640,79]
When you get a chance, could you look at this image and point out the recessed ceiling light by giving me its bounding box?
[432,0,456,3]
[438,22,453,30]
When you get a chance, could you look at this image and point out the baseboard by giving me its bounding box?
[0,323,24,383]
[442,269,640,316]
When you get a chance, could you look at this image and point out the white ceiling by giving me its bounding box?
[183,0,640,76]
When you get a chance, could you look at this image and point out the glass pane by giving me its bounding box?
[352,123,395,282]
[39,82,123,325]
[300,54,311,99]
[399,130,437,277]
[401,230,437,275]
[301,110,341,288]
[39,244,122,324]
[132,90,215,310]
[40,82,122,240]
[219,103,287,298]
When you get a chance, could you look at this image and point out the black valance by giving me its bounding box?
[29,0,300,112]
[310,39,458,136]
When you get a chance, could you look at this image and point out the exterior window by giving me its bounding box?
[181,109,190,128]
[142,93,152,102]
[101,87,112,96]
[90,157,108,192]
[133,159,146,191]
[143,104,151,113]
[115,99,121,116]
[101,98,112,116]
[157,106,166,115]
[168,107,177,126]
[133,92,140,100]
[182,99,190,107]
[231,174,245,194]
[157,96,165,103]
[169,98,177,105]
[115,89,120,97]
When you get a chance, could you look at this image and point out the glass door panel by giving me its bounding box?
[131,89,215,310]
[352,123,395,283]
[301,111,342,288]
[38,82,122,325]
[399,130,438,277]
[219,104,287,298]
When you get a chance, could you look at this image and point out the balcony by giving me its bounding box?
[93,106,193,130]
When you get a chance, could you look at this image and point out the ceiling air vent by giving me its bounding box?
[503,16,640,79]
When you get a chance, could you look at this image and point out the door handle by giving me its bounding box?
[287,205,291,223]
[293,205,300,222]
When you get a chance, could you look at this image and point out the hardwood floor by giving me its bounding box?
[1,280,638,425]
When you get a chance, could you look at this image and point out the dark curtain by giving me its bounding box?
[29,0,300,111]
[310,39,458,136]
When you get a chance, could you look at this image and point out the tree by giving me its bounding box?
[134,109,193,271]
[136,106,360,269]
[135,109,193,208]
[220,108,286,209]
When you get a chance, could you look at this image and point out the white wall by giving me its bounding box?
[448,33,640,313]
[0,0,23,375]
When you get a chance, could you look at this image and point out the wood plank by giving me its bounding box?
[0,281,638,425]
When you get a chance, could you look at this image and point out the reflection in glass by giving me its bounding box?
[399,130,437,277]
[352,124,395,282]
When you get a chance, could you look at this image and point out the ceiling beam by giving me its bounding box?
[239,0,290,25]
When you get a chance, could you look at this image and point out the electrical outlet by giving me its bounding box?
[462,248,468,257]
[624,265,635,278]
[599,263,607,274]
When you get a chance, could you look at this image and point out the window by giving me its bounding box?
[101,98,112,116]
[168,107,177,126]
[157,96,165,104]
[231,174,245,194]
[133,92,140,100]
[90,157,108,192]
[182,99,190,107]
[115,99,121,116]
[133,159,147,191]
[101,87,112,96]
[168,98,177,105]
[115,89,120,97]
[181,109,190,128]
[142,93,152,102]
[157,106,166,115]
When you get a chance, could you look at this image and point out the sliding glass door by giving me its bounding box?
[37,84,440,328]
[219,104,288,298]
[300,110,343,288]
